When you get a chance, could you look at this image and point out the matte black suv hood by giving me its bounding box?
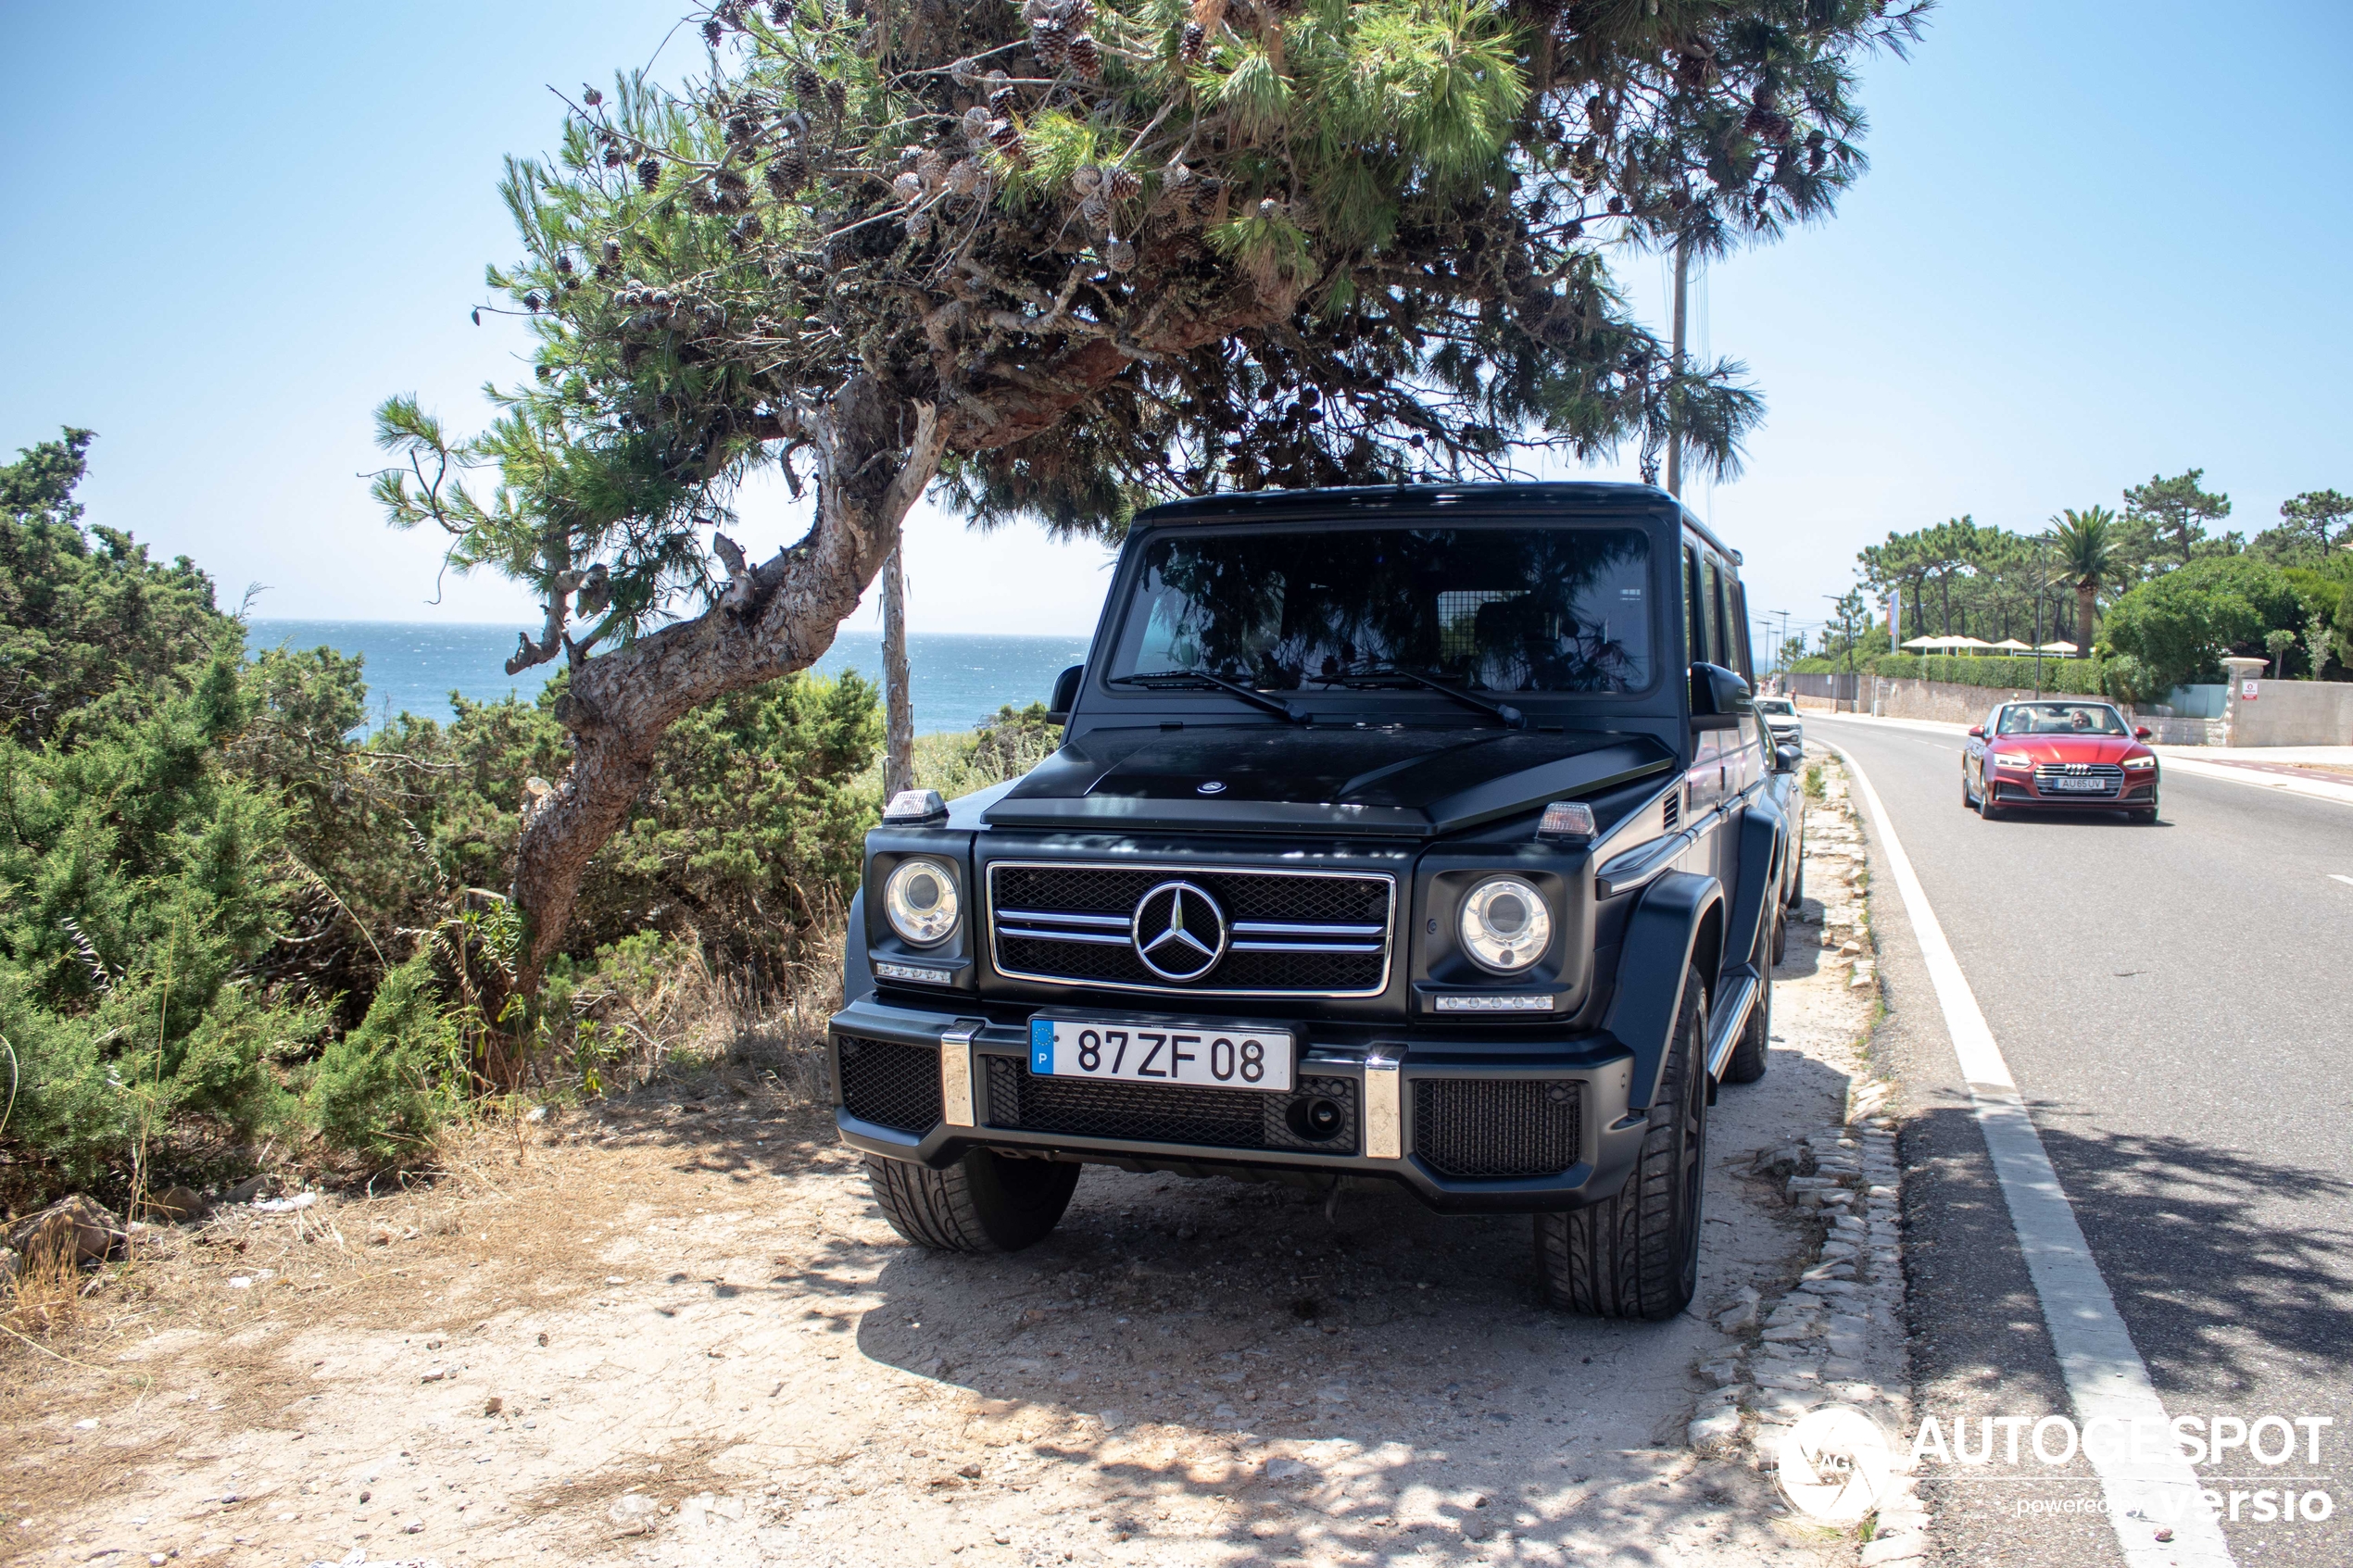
[981,725,1674,838]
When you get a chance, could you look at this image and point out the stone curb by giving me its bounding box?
[1685,753,1925,1562]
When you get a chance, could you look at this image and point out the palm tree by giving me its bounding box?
[2047,507,2120,650]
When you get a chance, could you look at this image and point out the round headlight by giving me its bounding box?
[884,859,960,947]
[1458,875,1551,974]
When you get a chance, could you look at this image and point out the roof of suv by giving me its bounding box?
[1131,482,1739,562]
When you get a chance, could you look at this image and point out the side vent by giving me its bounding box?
[1662,788,1680,831]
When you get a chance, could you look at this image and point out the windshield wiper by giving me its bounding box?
[1109,670,1313,725]
[1308,663,1525,729]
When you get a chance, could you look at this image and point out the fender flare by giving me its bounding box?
[843,886,874,1006]
[1604,869,1724,1111]
[1725,800,1786,981]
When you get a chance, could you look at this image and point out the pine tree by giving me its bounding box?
[371,0,1932,983]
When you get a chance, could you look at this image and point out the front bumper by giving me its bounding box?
[826,995,1645,1215]
[1989,772,2157,806]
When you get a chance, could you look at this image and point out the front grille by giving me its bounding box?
[988,862,1394,997]
[837,1035,940,1133]
[1412,1079,1581,1179]
[2031,762,2122,797]
[984,1057,1358,1154]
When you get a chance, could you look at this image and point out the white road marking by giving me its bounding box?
[2332,874,2353,889]
[1825,738,2237,1568]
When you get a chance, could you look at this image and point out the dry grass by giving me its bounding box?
[3,1230,85,1340]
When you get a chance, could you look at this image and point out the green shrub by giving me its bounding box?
[305,957,449,1167]
[2100,556,2308,692]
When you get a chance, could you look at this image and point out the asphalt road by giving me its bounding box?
[1812,715,2353,1568]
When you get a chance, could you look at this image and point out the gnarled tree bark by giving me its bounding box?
[510,378,945,987]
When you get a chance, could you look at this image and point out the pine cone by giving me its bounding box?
[1031,17,1067,67]
[892,170,924,205]
[554,252,575,275]
[637,157,663,192]
[703,18,724,45]
[907,209,934,242]
[731,214,763,246]
[1079,192,1110,230]
[1163,158,1193,189]
[1072,163,1103,196]
[962,106,991,140]
[793,64,823,101]
[603,145,625,169]
[1109,168,1141,202]
[766,148,809,194]
[824,78,848,116]
[951,56,979,85]
[1105,236,1135,272]
[727,112,758,144]
[915,148,947,188]
[1605,194,1625,214]
[583,86,604,107]
[1178,20,1206,63]
[988,83,1018,116]
[988,117,1022,153]
[524,292,544,311]
[1067,32,1101,79]
[1066,0,1096,28]
[771,0,794,19]
[945,157,981,195]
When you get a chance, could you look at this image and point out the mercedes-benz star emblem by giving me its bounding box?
[1130,880,1228,983]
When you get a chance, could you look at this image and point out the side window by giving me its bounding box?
[1699,554,1726,669]
[1683,544,1705,667]
[1728,577,1755,683]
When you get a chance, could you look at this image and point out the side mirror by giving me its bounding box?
[1688,661,1750,732]
[1774,743,1802,774]
[1967,725,1984,738]
[2134,725,2152,740]
[1046,664,1083,723]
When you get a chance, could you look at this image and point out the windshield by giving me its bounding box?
[1755,698,1795,715]
[1107,524,1655,696]
[1996,702,2129,736]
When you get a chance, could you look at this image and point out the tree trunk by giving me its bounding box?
[510,380,946,990]
[2077,581,2095,652]
[881,546,914,797]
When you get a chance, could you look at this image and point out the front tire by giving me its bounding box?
[865,1149,1079,1253]
[1536,965,1708,1319]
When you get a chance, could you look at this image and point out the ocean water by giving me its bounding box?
[245,621,1089,734]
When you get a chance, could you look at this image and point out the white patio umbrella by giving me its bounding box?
[2037,639,2080,655]
[1991,638,2033,653]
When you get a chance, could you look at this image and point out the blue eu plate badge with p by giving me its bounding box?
[1029,1018,1053,1074]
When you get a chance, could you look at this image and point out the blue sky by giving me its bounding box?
[5,2,2348,647]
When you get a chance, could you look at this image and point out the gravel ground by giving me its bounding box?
[5,792,1887,1568]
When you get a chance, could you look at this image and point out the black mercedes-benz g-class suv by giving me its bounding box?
[826,483,1800,1319]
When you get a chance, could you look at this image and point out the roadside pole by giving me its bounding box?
[1665,234,1689,499]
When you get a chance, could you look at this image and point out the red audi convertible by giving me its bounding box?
[1960,699,2160,822]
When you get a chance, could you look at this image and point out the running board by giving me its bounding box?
[1705,970,1759,1081]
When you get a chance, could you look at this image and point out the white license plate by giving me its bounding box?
[1028,1017,1294,1092]
[2047,777,2110,792]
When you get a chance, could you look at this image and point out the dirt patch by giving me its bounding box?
[6,834,1877,1568]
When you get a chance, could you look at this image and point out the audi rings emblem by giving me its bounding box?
[1130,880,1228,982]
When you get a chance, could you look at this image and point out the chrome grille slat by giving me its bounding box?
[988,860,1396,997]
